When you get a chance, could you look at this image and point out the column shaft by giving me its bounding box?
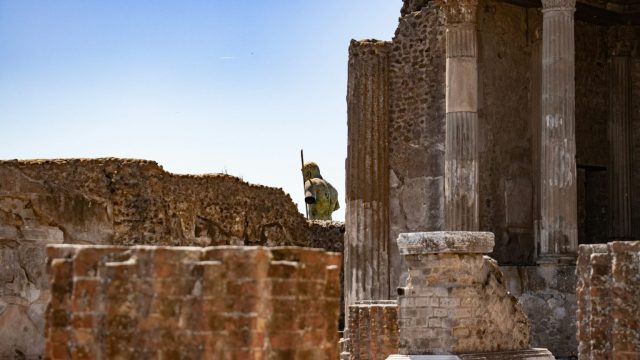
[539,0,577,259]
[345,40,391,309]
[444,0,479,231]
[608,27,634,239]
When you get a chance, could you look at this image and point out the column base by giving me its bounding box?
[387,348,555,360]
[536,253,577,265]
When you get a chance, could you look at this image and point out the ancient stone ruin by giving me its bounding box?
[344,0,640,358]
[577,241,640,358]
[45,245,341,359]
[345,301,399,360]
[1,0,640,358]
[0,159,344,358]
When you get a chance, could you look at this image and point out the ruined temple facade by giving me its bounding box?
[345,0,640,356]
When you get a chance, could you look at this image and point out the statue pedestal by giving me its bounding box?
[388,231,555,359]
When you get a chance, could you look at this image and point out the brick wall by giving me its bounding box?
[45,245,342,360]
[346,301,399,360]
[577,241,640,359]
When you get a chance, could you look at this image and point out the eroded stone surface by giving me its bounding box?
[346,301,399,360]
[45,244,342,360]
[0,158,344,359]
[395,232,530,355]
[502,265,577,357]
[576,241,640,360]
[397,232,494,255]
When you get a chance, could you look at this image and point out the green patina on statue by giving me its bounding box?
[303,162,340,220]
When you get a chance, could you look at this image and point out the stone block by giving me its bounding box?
[394,231,537,356]
[397,231,494,255]
[387,348,554,359]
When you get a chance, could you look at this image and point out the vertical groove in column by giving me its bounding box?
[531,37,542,256]
[444,2,479,231]
[539,0,577,259]
[609,56,633,239]
[446,26,477,57]
[345,40,391,311]
[445,112,479,230]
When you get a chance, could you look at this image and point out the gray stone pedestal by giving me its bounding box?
[386,231,555,360]
[388,348,554,359]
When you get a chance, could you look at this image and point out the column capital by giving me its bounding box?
[541,0,576,11]
[607,25,637,57]
[441,0,478,25]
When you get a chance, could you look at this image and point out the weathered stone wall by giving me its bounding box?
[502,265,577,357]
[346,301,399,360]
[0,158,344,359]
[0,159,313,246]
[576,241,640,359]
[307,220,345,253]
[45,244,342,360]
[388,2,447,293]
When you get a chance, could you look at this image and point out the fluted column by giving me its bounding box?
[539,0,577,262]
[443,0,479,231]
[607,26,635,240]
[345,40,391,310]
[531,22,543,257]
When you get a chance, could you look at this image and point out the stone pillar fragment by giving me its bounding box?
[607,26,635,240]
[394,232,530,355]
[386,231,553,359]
[575,244,608,358]
[539,0,577,261]
[577,241,640,359]
[443,0,479,231]
[347,300,399,360]
[345,40,391,308]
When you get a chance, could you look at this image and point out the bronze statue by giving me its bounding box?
[303,162,339,220]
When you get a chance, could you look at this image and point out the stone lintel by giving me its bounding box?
[387,348,555,359]
[396,231,494,255]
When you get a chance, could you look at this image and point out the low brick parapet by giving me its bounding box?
[45,244,342,360]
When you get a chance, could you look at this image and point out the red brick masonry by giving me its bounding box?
[347,300,399,360]
[45,245,342,360]
[577,241,640,360]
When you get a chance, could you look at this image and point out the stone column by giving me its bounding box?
[531,21,543,256]
[607,26,635,240]
[539,0,577,261]
[443,0,479,231]
[345,39,391,309]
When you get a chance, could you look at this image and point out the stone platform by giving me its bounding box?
[387,348,554,359]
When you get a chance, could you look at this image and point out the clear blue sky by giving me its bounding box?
[0,0,401,220]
